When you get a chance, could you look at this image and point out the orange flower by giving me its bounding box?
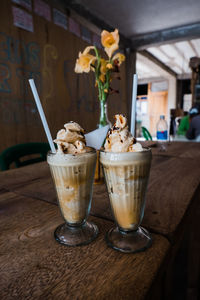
[101,29,119,58]
[100,59,107,75]
[106,63,113,69]
[99,74,105,83]
[74,29,125,103]
[75,46,96,73]
[112,53,125,65]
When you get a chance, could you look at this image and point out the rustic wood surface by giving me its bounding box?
[0,142,200,299]
[1,142,200,241]
[143,156,200,237]
[0,156,169,207]
[151,141,200,159]
[185,184,200,300]
[0,192,169,300]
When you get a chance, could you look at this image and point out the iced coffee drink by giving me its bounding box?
[47,121,98,246]
[100,114,152,253]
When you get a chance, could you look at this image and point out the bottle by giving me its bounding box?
[156,115,168,151]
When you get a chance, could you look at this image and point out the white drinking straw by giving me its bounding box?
[28,79,56,153]
[130,74,138,136]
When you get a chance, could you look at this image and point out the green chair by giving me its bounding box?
[141,126,153,141]
[0,142,50,171]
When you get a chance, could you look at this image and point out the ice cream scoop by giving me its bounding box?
[104,114,143,152]
[54,121,86,154]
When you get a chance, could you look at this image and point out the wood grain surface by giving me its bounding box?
[1,143,199,240]
[0,156,169,204]
[151,141,200,159]
[143,156,200,236]
[0,142,200,299]
[0,192,169,300]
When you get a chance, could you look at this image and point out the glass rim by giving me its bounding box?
[100,147,151,154]
[47,146,96,156]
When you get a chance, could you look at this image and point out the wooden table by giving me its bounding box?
[151,141,200,160]
[0,142,200,299]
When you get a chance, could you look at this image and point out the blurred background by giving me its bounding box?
[0,0,200,151]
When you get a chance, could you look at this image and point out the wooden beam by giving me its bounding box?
[131,23,200,49]
[188,41,199,57]
[139,50,177,77]
[157,46,183,73]
[138,77,166,85]
[177,73,191,80]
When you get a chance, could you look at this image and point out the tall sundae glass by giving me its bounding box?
[47,122,98,246]
[100,115,152,253]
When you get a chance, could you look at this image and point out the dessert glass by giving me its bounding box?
[47,149,98,246]
[100,148,152,253]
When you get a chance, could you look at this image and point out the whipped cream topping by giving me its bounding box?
[104,114,143,152]
[54,122,86,154]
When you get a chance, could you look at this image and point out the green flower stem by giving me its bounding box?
[93,47,113,128]
[104,70,110,91]
[94,46,112,105]
[94,46,103,100]
[94,46,100,77]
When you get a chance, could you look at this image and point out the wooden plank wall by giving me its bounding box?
[0,0,129,153]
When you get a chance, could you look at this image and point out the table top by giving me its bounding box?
[0,191,169,300]
[1,143,200,239]
[151,141,200,159]
[0,141,199,299]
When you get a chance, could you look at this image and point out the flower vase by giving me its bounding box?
[97,101,111,128]
[95,101,111,184]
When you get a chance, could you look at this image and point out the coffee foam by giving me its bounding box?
[100,148,151,166]
[47,147,95,166]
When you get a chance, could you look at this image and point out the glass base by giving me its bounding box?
[54,221,99,247]
[105,226,152,253]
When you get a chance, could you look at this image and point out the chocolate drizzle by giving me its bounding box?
[104,114,137,152]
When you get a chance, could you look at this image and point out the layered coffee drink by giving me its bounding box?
[48,150,96,225]
[47,121,98,246]
[100,150,151,230]
[100,114,152,253]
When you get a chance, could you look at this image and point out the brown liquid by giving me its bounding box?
[100,150,151,230]
[48,151,96,224]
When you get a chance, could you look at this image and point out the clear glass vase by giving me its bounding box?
[97,101,111,128]
[95,101,111,184]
